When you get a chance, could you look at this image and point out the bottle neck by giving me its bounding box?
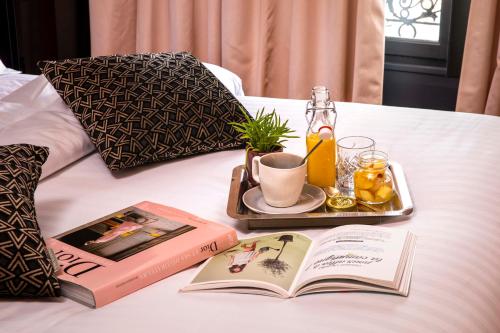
[307,86,337,133]
[308,110,334,131]
[306,104,337,134]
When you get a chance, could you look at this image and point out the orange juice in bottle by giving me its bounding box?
[305,86,337,188]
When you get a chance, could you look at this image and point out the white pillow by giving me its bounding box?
[0,75,64,128]
[0,75,94,180]
[202,62,245,96]
[0,74,36,100]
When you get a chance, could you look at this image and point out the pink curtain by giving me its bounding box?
[89,0,385,103]
[456,0,500,116]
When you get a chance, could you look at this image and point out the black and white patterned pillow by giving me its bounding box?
[38,52,250,171]
[0,144,60,298]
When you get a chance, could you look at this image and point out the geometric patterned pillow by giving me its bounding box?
[38,52,250,171]
[0,144,61,297]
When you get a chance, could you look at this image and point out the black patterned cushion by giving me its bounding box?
[0,144,60,298]
[38,52,250,171]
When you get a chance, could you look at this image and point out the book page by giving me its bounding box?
[57,206,196,262]
[295,225,409,291]
[186,232,313,295]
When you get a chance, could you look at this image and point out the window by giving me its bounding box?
[384,0,452,74]
[385,0,442,42]
[382,0,471,111]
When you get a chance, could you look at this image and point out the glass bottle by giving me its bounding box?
[305,86,337,188]
[353,150,394,204]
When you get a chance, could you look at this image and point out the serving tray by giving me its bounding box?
[226,162,414,229]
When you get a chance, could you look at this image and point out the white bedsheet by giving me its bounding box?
[1,96,500,333]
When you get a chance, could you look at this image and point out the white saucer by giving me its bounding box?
[242,184,326,215]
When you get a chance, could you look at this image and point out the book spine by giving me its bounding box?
[95,229,238,307]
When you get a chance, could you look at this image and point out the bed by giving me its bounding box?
[1,62,500,333]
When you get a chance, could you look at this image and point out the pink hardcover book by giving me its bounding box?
[46,201,238,308]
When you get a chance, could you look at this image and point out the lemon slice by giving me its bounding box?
[326,196,357,211]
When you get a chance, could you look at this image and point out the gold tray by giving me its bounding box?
[226,162,414,229]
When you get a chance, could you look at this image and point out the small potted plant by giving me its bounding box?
[229,107,298,185]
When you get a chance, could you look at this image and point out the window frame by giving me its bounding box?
[384,0,454,75]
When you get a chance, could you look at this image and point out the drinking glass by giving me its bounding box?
[336,136,375,194]
[354,150,394,204]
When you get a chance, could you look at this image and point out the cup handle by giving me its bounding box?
[252,156,262,184]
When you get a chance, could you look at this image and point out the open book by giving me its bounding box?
[182,225,416,297]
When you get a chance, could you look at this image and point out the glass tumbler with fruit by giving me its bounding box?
[353,150,394,204]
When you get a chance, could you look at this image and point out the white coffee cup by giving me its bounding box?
[251,152,306,207]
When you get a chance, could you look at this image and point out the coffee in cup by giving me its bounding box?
[251,152,306,207]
